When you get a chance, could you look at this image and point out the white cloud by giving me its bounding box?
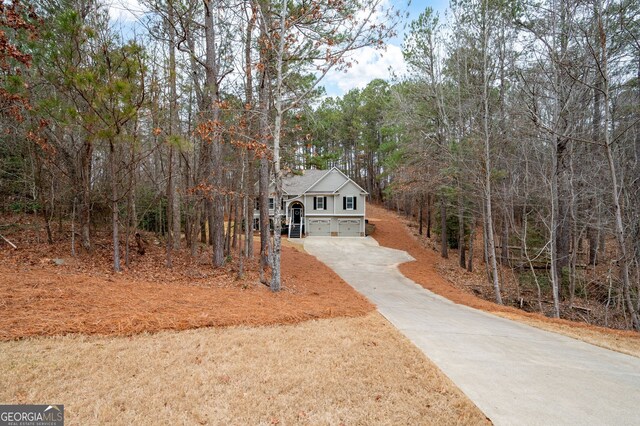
[322,43,407,96]
[107,0,147,23]
[355,0,393,26]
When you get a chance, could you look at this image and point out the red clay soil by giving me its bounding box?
[367,204,640,342]
[0,226,373,340]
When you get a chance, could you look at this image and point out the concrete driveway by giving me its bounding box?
[304,237,640,426]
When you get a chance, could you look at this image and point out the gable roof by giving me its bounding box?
[334,176,368,194]
[278,167,369,195]
[282,169,329,195]
[331,168,368,194]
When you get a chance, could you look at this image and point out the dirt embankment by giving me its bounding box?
[367,204,640,358]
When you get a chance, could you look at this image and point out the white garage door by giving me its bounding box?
[307,219,331,236]
[338,219,361,237]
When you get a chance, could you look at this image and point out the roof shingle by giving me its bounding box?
[282,169,330,195]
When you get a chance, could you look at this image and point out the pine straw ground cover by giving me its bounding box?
[367,205,640,358]
[0,217,491,424]
[0,221,372,340]
[0,313,489,425]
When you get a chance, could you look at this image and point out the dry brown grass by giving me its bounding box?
[0,313,488,425]
[367,204,640,359]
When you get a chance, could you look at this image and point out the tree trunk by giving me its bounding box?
[588,219,599,266]
[191,206,201,257]
[440,196,448,258]
[500,211,509,266]
[80,141,92,252]
[232,192,240,251]
[484,189,502,304]
[482,200,491,283]
[588,47,602,266]
[556,172,571,282]
[208,204,214,246]
[458,192,465,269]
[166,144,174,268]
[110,141,121,272]
[480,0,502,304]
[34,153,54,245]
[243,7,255,261]
[550,139,562,317]
[258,6,271,284]
[418,194,423,236]
[568,141,578,308]
[246,159,254,260]
[200,206,207,244]
[467,215,476,272]
[238,147,247,279]
[225,197,233,256]
[426,192,431,238]
[125,139,137,267]
[597,5,639,329]
[270,0,287,292]
[258,149,270,284]
[71,197,76,257]
[204,0,224,267]
[552,0,572,309]
[168,0,181,251]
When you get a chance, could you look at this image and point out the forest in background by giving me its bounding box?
[312,0,639,330]
[0,0,397,291]
[0,0,639,330]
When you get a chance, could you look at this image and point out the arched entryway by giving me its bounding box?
[288,201,304,238]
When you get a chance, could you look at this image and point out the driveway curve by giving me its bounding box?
[304,237,640,426]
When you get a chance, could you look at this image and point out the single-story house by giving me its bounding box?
[253,167,367,238]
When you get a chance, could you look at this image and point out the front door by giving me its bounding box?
[292,208,302,224]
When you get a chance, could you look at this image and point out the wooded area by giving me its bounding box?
[295,0,640,330]
[0,0,395,290]
[0,0,639,330]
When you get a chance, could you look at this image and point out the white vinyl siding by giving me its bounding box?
[336,182,365,215]
[307,169,347,192]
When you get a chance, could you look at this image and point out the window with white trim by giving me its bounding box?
[268,198,274,210]
[313,196,327,211]
[345,196,355,210]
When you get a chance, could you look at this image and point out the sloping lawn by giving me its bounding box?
[0,313,488,425]
[0,240,373,340]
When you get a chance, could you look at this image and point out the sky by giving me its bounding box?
[321,0,449,97]
[107,0,450,98]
